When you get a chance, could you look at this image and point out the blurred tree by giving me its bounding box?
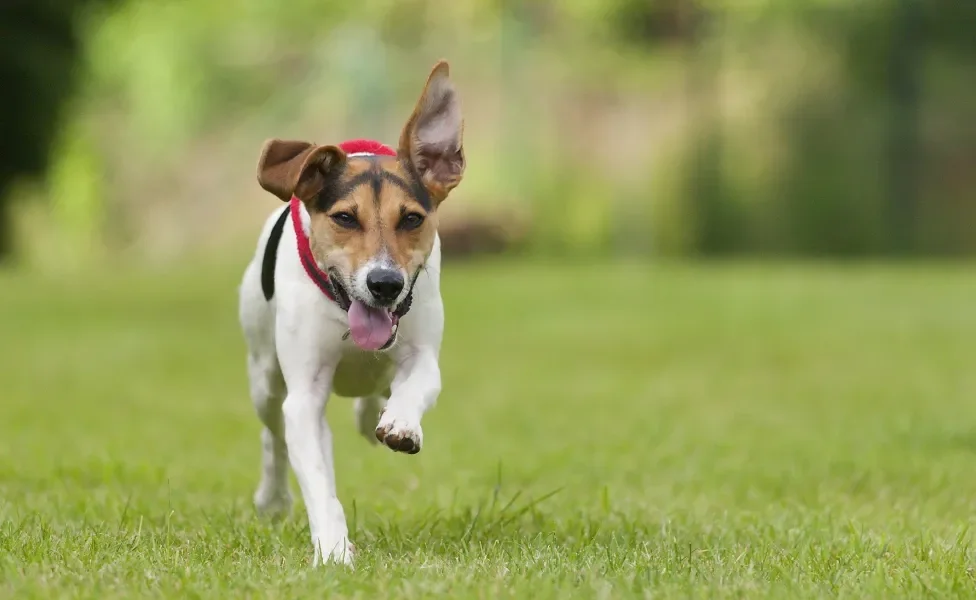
[0,0,114,262]
[615,0,697,46]
[665,1,976,256]
[777,0,975,255]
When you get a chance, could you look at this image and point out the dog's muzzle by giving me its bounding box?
[334,269,418,351]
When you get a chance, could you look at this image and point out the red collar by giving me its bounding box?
[338,138,397,158]
[290,196,341,303]
[290,139,397,305]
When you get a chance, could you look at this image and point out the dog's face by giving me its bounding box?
[255,61,464,347]
[309,155,440,307]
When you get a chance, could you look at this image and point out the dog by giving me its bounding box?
[236,61,464,565]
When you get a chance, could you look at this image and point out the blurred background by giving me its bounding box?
[2,0,974,269]
[3,5,976,592]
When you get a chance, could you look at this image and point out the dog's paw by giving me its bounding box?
[374,409,423,454]
[253,484,292,521]
[313,534,355,567]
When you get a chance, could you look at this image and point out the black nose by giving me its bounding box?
[366,269,404,304]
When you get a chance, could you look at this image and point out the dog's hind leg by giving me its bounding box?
[353,394,387,444]
[249,354,292,519]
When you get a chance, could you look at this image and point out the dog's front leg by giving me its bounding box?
[282,387,353,565]
[375,346,441,454]
[280,373,353,565]
[277,312,352,565]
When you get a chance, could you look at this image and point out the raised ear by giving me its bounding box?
[398,60,465,204]
[256,139,345,202]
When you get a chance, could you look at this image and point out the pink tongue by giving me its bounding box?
[348,300,394,350]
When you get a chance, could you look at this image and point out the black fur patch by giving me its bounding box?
[313,162,350,213]
[260,206,291,301]
[399,160,432,211]
[313,159,431,213]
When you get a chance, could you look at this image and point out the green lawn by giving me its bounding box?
[1,260,975,598]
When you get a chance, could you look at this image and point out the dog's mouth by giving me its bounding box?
[328,268,402,352]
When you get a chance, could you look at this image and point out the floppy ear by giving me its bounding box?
[398,60,465,204]
[256,139,345,202]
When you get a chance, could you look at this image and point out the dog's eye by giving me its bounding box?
[398,212,425,231]
[330,212,358,229]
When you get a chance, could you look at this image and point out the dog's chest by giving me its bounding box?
[331,348,395,398]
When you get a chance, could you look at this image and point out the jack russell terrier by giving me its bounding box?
[237,61,464,565]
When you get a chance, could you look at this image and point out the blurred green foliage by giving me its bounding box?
[0,0,116,260]
[3,0,975,264]
[668,1,976,257]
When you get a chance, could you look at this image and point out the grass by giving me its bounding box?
[1,259,976,598]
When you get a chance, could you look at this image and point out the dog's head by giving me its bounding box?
[256,61,464,349]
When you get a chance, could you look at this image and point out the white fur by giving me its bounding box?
[238,202,444,566]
